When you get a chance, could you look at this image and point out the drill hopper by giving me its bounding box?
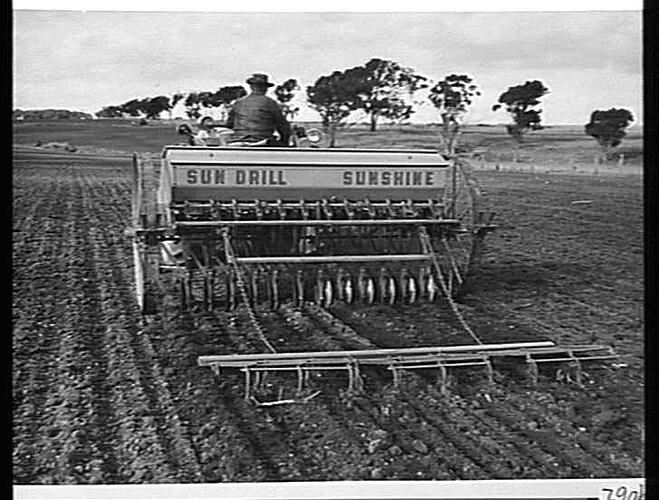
[130,146,495,310]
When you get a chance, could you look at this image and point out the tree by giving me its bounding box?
[358,58,428,131]
[214,86,247,105]
[274,78,301,121]
[585,108,634,162]
[170,93,185,118]
[492,80,549,142]
[15,109,92,120]
[120,98,146,117]
[212,86,247,121]
[172,93,185,108]
[96,105,123,118]
[142,95,171,120]
[183,87,247,120]
[184,93,204,119]
[428,74,481,155]
[307,67,370,147]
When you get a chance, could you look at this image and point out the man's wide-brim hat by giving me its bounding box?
[246,73,274,87]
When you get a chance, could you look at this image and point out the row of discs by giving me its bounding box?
[224,266,442,310]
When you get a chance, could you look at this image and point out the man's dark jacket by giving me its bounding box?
[227,93,291,144]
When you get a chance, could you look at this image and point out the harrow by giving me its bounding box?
[198,343,617,404]
[128,145,617,404]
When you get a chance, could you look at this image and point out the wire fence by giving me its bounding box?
[469,157,642,176]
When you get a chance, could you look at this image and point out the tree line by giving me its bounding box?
[13,109,93,120]
[95,80,301,121]
[90,57,635,158]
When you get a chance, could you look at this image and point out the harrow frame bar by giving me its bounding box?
[198,341,618,402]
[198,341,555,367]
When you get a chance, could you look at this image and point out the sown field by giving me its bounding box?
[12,122,644,484]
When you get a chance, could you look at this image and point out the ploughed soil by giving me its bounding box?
[13,148,643,483]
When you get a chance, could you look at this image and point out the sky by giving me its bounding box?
[12,8,642,125]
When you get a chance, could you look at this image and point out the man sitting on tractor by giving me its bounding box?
[226,73,291,146]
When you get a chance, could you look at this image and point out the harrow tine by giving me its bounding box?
[484,358,494,387]
[344,362,365,394]
[179,273,192,312]
[203,270,214,311]
[437,363,449,395]
[295,269,305,306]
[249,267,259,306]
[390,365,401,388]
[568,350,584,386]
[226,270,237,311]
[244,367,252,402]
[573,362,583,386]
[269,267,280,310]
[365,226,376,254]
[315,269,325,305]
[253,370,262,392]
[201,245,214,311]
[526,353,539,385]
[296,365,304,397]
[446,257,454,296]
[353,362,364,393]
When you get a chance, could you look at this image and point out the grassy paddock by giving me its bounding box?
[13,119,643,168]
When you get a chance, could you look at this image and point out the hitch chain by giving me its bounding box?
[418,227,483,345]
[221,229,277,354]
